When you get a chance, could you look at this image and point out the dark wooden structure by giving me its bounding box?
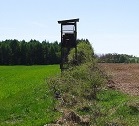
[58,18,79,71]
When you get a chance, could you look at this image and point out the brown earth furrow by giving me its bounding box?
[99,63,139,96]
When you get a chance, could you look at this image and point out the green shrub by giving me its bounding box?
[68,41,94,65]
[47,40,108,125]
[48,62,107,108]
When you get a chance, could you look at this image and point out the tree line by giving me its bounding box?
[97,53,139,63]
[2,39,137,65]
[0,39,61,65]
[0,39,90,65]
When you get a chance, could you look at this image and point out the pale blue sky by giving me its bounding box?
[0,0,139,56]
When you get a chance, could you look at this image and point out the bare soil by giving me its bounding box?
[99,63,139,96]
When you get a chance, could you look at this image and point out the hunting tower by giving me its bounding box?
[58,18,79,71]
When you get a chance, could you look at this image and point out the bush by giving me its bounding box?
[48,62,107,108]
[47,40,107,125]
[68,41,94,65]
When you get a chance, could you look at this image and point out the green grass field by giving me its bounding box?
[1,65,139,126]
[0,65,60,126]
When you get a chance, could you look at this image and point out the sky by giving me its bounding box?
[0,0,139,56]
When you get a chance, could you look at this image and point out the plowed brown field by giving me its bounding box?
[99,63,139,96]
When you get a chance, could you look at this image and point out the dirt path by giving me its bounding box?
[99,63,139,96]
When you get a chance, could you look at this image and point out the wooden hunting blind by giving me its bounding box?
[58,18,79,71]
